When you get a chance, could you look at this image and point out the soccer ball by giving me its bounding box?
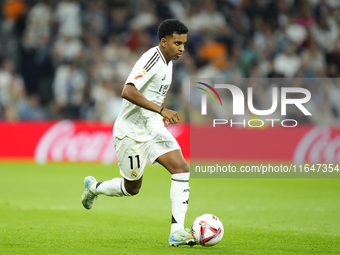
[191,214,224,246]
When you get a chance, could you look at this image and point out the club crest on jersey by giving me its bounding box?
[131,171,138,178]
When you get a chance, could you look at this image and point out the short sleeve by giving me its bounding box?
[125,50,160,90]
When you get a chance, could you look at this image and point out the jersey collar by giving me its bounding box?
[157,47,167,65]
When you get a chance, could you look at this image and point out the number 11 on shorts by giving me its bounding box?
[128,155,140,169]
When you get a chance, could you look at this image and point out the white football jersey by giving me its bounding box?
[113,46,173,141]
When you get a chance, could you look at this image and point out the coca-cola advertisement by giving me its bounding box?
[0,121,189,164]
[0,121,339,165]
[293,126,340,165]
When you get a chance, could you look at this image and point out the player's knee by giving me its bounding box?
[129,188,140,196]
[181,162,189,173]
[172,161,189,174]
[124,178,142,196]
[126,186,140,196]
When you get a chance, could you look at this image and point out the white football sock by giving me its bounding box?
[170,172,190,234]
[91,178,131,197]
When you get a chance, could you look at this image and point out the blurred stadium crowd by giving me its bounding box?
[0,0,339,124]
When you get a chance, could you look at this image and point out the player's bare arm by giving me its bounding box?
[121,83,180,124]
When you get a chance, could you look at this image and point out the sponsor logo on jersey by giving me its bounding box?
[159,84,169,96]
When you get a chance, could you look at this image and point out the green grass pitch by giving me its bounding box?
[0,162,339,254]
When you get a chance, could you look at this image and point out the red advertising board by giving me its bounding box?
[0,121,189,164]
[191,125,340,164]
[1,121,339,164]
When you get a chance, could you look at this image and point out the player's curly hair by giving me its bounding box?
[157,19,188,41]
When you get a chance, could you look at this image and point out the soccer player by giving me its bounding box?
[81,19,194,247]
